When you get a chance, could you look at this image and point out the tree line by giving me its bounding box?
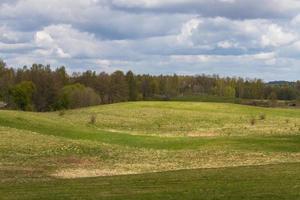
[1,59,300,111]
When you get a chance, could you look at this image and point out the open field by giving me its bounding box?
[2,163,300,200]
[1,101,300,199]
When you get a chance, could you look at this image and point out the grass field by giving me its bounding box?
[1,101,300,199]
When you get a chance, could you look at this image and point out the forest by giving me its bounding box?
[0,59,300,112]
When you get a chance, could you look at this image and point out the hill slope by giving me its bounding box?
[1,101,300,199]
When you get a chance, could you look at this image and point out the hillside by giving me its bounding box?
[1,101,300,199]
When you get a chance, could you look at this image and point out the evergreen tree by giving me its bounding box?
[126,71,138,101]
[110,71,129,102]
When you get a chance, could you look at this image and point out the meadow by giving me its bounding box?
[1,101,300,199]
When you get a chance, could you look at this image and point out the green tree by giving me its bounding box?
[95,72,110,103]
[224,86,236,98]
[10,81,36,111]
[268,91,277,107]
[58,83,101,109]
[26,64,64,111]
[158,75,167,95]
[126,71,138,101]
[167,74,179,97]
[110,71,129,102]
[0,60,15,103]
[0,59,5,70]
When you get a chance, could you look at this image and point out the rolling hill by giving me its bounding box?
[1,101,300,199]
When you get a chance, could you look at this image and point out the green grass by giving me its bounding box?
[1,105,300,152]
[2,163,300,200]
[1,101,300,199]
[171,94,238,103]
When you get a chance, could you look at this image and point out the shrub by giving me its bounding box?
[59,83,101,109]
[250,117,256,126]
[58,110,65,116]
[259,113,266,120]
[268,92,277,107]
[89,114,97,125]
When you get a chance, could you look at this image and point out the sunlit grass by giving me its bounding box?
[1,101,300,199]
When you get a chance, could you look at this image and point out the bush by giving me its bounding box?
[58,83,101,109]
[89,114,97,125]
[259,113,266,120]
[250,117,256,126]
[268,92,277,107]
[58,110,65,116]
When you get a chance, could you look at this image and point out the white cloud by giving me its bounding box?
[35,31,54,48]
[171,55,213,63]
[177,18,202,46]
[251,52,276,60]
[217,40,238,49]
[34,24,101,58]
[1,0,300,80]
[260,24,297,47]
[176,17,299,50]
[291,14,300,26]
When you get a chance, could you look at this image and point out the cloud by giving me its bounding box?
[0,0,190,39]
[177,17,298,50]
[291,14,300,26]
[260,24,297,47]
[217,41,238,49]
[111,0,300,19]
[34,24,98,58]
[1,0,300,81]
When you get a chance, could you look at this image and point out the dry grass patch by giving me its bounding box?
[51,151,300,179]
[53,168,138,179]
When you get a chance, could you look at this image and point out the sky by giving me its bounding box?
[1,0,300,81]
